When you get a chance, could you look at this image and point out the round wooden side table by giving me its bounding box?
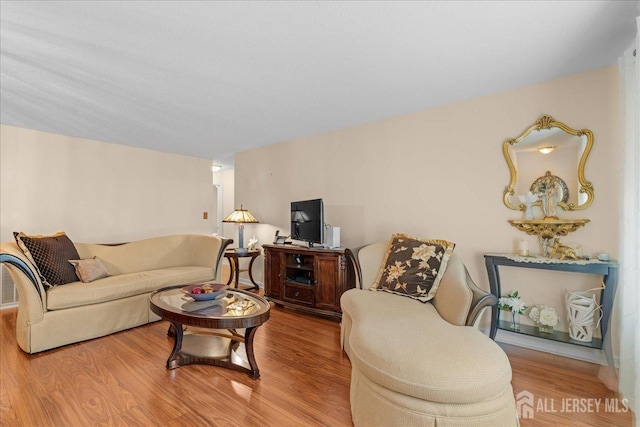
[224,249,261,291]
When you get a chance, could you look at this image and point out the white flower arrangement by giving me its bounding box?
[529,306,540,323]
[498,291,527,315]
[529,305,559,327]
[539,307,559,327]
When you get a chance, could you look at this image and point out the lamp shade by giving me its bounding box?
[222,205,259,224]
[222,205,258,250]
[291,209,311,224]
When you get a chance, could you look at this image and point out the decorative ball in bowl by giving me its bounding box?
[182,283,228,301]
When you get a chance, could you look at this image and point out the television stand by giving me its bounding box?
[263,244,355,320]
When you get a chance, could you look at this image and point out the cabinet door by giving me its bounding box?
[315,255,339,311]
[265,249,282,299]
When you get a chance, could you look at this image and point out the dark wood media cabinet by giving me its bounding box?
[263,244,355,320]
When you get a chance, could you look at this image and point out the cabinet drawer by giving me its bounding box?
[283,283,314,306]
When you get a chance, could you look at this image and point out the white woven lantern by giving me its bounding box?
[565,289,603,342]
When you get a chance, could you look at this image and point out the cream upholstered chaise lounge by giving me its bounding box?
[0,234,231,354]
[341,240,519,426]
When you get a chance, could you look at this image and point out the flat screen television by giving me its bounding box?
[291,198,324,245]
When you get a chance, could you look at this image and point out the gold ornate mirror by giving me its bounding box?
[503,115,594,212]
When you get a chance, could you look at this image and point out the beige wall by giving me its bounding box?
[215,169,240,243]
[235,66,622,362]
[0,126,216,244]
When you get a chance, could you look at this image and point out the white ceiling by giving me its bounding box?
[1,1,638,168]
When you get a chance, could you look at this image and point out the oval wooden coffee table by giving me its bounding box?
[149,285,270,379]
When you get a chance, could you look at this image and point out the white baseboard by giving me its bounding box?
[0,302,18,310]
[496,329,619,367]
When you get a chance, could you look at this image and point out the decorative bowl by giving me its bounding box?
[182,283,228,301]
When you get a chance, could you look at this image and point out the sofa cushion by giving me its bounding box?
[68,257,109,283]
[341,289,512,404]
[370,234,455,302]
[14,231,80,288]
[46,266,214,310]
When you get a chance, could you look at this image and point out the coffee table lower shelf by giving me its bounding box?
[166,322,260,379]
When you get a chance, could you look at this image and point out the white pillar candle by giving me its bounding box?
[518,239,529,256]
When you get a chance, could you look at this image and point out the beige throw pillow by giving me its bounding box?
[68,257,109,283]
[370,233,455,303]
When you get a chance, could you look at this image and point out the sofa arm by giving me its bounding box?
[0,243,47,322]
[0,254,39,295]
[464,267,498,327]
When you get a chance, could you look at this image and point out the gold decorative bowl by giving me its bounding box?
[508,219,590,240]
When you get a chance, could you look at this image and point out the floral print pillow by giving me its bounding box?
[370,234,455,303]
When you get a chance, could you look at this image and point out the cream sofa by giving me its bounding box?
[341,241,519,426]
[0,234,231,353]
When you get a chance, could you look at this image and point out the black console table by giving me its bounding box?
[484,254,618,367]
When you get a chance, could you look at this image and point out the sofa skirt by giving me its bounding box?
[350,363,519,427]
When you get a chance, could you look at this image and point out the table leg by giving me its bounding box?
[233,258,240,289]
[484,258,501,340]
[244,326,260,379]
[167,323,176,337]
[225,257,234,287]
[601,268,618,370]
[166,321,184,369]
[247,256,260,291]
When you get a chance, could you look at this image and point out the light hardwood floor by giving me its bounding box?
[0,303,634,426]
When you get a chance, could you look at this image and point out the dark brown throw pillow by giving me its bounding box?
[14,232,80,288]
[370,233,455,303]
